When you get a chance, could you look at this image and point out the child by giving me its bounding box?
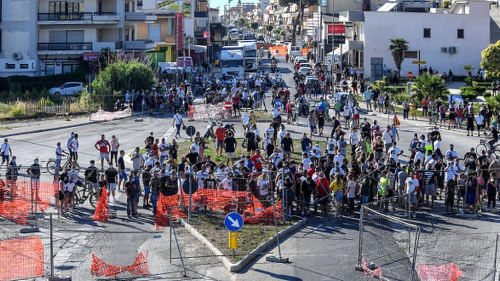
[456,173,467,214]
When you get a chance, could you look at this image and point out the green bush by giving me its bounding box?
[484,92,492,98]
[37,96,54,107]
[460,86,485,98]
[486,96,499,110]
[10,104,24,117]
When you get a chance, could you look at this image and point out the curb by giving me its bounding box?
[0,112,147,138]
[180,217,306,272]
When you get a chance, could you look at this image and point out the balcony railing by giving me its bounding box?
[93,12,117,16]
[38,42,93,51]
[38,13,92,21]
[194,11,208,18]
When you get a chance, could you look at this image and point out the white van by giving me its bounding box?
[289,45,302,57]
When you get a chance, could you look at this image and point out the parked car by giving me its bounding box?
[49,82,84,96]
[299,67,312,76]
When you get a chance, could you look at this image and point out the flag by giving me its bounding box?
[394,115,401,126]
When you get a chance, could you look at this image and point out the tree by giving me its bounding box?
[265,25,273,34]
[412,73,447,100]
[279,0,316,45]
[250,22,259,31]
[481,40,500,79]
[388,38,409,76]
[463,64,475,86]
[91,59,156,100]
[97,47,116,70]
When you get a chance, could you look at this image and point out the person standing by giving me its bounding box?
[405,170,418,218]
[149,172,161,215]
[281,132,294,162]
[131,147,144,172]
[0,139,12,168]
[110,135,120,166]
[95,134,111,170]
[215,124,227,157]
[105,164,118,202]
[159,138,170,165]
[84,160,99,200]
[69,134,79,165]
[125,177,136,218]
[223,132,237,167]
[117,150,127,191]
[54,142,67,173]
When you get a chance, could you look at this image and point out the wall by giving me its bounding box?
[363,1,490,79]
[0,0,38,76]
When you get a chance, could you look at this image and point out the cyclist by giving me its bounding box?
[95,134,111,170]
[487,125,499,149]
[84,160,99,201]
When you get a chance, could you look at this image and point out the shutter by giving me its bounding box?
[49,30,66,43]
[67,30,84,42]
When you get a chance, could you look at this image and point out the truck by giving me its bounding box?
[220,46,245,77]
[286,42,302,58]
[237,40,259,72]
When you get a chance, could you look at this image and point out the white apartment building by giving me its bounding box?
[363,0,490,81]
[0,0,158,77]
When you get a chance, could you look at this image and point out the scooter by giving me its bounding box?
[276,74,283,87]
[204,117,218,140]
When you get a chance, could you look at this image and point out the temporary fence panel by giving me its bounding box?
[268,46,288,56]
[357,206,420,281]
[89,94,133,121]
[0,214,53,280]
[416,233,498,281]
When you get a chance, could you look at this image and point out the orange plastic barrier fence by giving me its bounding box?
[91,252,150,277]
[155,189,283,229]
[269,46,288,56]
[361,258,383,281]
[0,180,54,224]
[301,48,311,56]
[417,263,463,281]
[93,187,109,222]
[0,236,44,280]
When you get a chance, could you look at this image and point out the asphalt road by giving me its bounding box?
[1,57,499,280]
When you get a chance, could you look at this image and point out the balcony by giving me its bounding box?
[38,13,92,24]
[194,11,208,18]
[37,42,93,54]
[125,12,157,22]
[122,40,156,50]
[93,42,116,52]
[93,12,120,23]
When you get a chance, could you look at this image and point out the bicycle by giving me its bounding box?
[46,155,79,175]
[476,138,500,157]
[73,180,100,208]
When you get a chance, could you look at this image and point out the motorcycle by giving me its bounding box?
[204,117,218,140]
[224,123,236,135]
[275,74,284,87]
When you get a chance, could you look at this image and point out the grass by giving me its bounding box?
[188,211,294,262]
[177,138,327,164]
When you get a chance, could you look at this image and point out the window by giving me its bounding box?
[45,63,55,75]
[20,64,28,69]
[5,63,15,69]
[49,2,83,13]
[423,28,431,38]
[457,29,464,39]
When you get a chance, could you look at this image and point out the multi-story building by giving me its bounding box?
[0,0,158,77]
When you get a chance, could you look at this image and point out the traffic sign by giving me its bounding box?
[182,177,198,194]
[224,101,232,110]
[186,126,196,136]
[275,99,282,108]
[412,61,427,65]
[407,71,414,79]
[224,212,244,232]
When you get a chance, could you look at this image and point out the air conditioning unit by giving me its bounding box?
[449,47,457,53]
[441,47,448,53]
[13,52,23,60]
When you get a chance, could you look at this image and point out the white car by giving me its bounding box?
[299,67,312,76]
[294,56,306,64]
[49,82,84,96]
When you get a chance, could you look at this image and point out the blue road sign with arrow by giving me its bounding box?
[224,212,244,232]
[275,99,282,108]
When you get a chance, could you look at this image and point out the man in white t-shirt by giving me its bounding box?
[405,170,418,218]
[0,138,12,167]
[173,112,184,138]
[475,114,484,135]
[326,138,336,156]
[220,173,234,190]
[349,127,359,157]
[387,142,403,163]
[301,153,312,171]
[241,112,250,129]
[196,165,209,190]
[54,142,67,173]
[383,126,393,152]
[159,138,170,165]
[414,149,424,167]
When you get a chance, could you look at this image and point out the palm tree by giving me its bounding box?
[388,38,409,77]
[412,73,448,100]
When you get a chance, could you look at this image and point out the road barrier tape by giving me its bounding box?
[91,252,150,277]
[93,187,109,222]
[0,236,44,280]
[417,263,463,281]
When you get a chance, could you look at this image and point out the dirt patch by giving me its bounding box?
[187,211,295,263]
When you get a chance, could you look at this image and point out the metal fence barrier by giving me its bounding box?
[357,205,420,281]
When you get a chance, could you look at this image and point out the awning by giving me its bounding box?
[190,45,207,52]
[378,3,398,11]
[333,47,349,56]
